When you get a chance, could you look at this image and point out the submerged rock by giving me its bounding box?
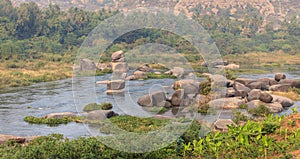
[137,91,166,107]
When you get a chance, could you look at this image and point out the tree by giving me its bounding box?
[15,2,42,39]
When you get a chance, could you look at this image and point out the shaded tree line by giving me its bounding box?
[0,0,299,62]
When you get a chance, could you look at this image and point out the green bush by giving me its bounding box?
[83,103,113,112]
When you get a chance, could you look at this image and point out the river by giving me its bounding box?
[0,73,299,138]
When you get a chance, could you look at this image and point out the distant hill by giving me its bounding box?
[10,0,299,20]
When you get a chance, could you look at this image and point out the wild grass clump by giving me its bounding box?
[99,115,169,134]
[83,103,113,112]
[248,104,271,117]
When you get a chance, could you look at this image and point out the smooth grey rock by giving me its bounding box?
[274,73,286,82]
[269,84,291,92]
[272,95,294,107]
[214,119,236,131]
[259,92,273,103]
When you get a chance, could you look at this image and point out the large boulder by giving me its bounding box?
[201,60,229,67]
[269,84,291,92]
[214,119,236,131]
[171,89,185,106]
[274,73,286,82]
[208,97,246,109]
[257,78,278,86]
[111,62,128,73]
[107,80,125,90]
[137,91,166,107]
[84,110,118,121]
[137,94,152,107]
[216,64,240,70]
[80,59,97,70]
[133,71,148,79]
[259,92,273,103]
[235,78,256,86]
[246,81,267,90]
[225,64,240,70]
[137,64,152,72]
[247,100,283,113]
[210,75,228,88]
[111,50,125,62]
[272,95,294,107]
[247,89,262,102]
[226,88,236,97]
[279,79,300,88]
[95,63,111,70]
[173,80,199,95]
[195,94,211,106]
[233,82,251,98]
[165,67,184,78]
[45,112,76,119]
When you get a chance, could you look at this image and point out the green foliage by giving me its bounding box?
[24,116,81,127]
[182,115,298,159]
[199,80,211,95]
[83,102,113,112]
[3,114,300,159]
[99,115,169,134]
[291,88,300,94]
[225,70,237,80]
[248,104,271,117]
[233,111,249,123]
[239,104,248,109]
[146,73,177,79]
[0,134,178,159]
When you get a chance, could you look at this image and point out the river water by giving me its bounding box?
[0,73,299,138]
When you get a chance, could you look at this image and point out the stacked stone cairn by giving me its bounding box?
[106,50,129,94]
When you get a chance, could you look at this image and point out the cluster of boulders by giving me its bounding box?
[208,73,298,113]
[137,79,201,108]
[201,60,240,70]
[136,72,299,130]
[126,64,185,80]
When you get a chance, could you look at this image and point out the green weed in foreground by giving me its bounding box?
[183,115,300,159]
[2,114,300,158]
